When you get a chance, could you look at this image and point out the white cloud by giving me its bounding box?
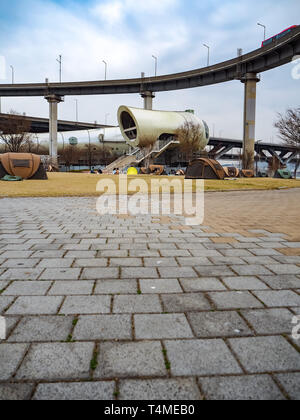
[0,0,298,145]
[92,1,124,25]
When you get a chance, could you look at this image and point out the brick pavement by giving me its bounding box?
[0,189,300,400]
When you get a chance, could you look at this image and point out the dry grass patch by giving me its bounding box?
[0,172,300,198]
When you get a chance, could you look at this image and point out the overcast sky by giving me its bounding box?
[0,0,299,142]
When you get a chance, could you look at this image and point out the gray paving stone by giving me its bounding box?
[252,290,300,307]
[94,341,167,379]
[110,258,143,267]
[48,281,94,295]
[242,256,277,265]
[100,250,128,258]
[204,243,233,250]
[65,251,97,258]
[0,268,43,281]
[73,259,108,267]
[135,314,194,339]
[258,275,300,290]
[176,257,212,266]
[231,243,259,249]
[199,375,284,400]
[31,251,65,258]
[0,343,28,380]
[149,243,177,250]
[209,257,246,265]
[121,267,158,279]
[40,268,81,281]
[228,336,300,373]
[81,267,119,280]
[273,256,300,264]
[230,265,273,276]
[32,244,63,251]
[144,258,179,267]
[220,249,254,257]
[250,248,281,256]
[237,237,262,243]
[189,249,223,257]
[0,296,15,314]
[95,245,119,252]
[60,296,111,314]
[265,264,300,275]
[158,267,197,278]
[33,381,115,400]
[180,277,226,292]
[36,259,74,268]
[165,339,242,376]
[221,276,269,290]
[161,293,211,312]
[160,250,191,257]
[194,265,235,277]
[140,279,182,294]
[285,242,300,248]
[0,281,9,291]
[3,281,52,296]
[2,259,40,268]
[208,291,264,309]
[94,279,137,295]
[8,316,74,342]
[62,243,91,250]
[73,315,132,340]
[188,311,252,338]
[0,251,33,259]
[113,295,162,313]
[275,373,300,400]
[241,308,295,335]
[119,378,201,400]
[258,242,287,248]
[6,296,63,315]
[0,383,34,400]
[15,342,94,381]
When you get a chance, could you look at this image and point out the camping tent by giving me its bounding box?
[240,170,254,178]
[185,158,225,180]
[0,153,48,180]
[223,167,240,178]
[274,169,292,179]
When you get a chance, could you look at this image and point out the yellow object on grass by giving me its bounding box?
[127,167,138,175]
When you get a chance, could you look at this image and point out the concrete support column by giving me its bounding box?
[141,91,155,110]
[45,94,64,165]
[241,73,260,171]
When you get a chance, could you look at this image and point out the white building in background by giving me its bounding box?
[36,127,129,155]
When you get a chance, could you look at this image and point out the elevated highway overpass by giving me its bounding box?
[0,26,299,167]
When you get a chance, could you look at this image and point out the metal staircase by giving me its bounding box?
[103,139,179,172]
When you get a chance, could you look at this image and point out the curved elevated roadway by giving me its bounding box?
[0,27,299,97]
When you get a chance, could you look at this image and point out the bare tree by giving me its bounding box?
[59,145,82,171]
[175,120,204,160]
[275,107,300,178]
[138,136,157,169]
[0,110,33,152]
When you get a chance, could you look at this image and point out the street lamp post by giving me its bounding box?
[102,60,107,80]
[257,23,266,40]
[152,55,158,77]
[203,44,210,67]
[56,55,62,83]
[10,65,14,84]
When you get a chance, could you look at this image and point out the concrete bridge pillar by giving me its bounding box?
[141,91,155,110]
[45,94,64,165]
[241,73,260,171]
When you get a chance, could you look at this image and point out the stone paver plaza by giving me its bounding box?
[0,190,300,400]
